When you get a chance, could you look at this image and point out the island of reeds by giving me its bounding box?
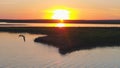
[0,27,120,55]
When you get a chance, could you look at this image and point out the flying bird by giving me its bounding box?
[19,34,26,42]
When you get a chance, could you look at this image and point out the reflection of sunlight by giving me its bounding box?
[27,23,71,27]
[27,23,120,27]
[56,23,65,27]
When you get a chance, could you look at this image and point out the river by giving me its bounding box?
[0,32,120,68]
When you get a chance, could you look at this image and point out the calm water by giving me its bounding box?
[0,32,120,68]
[1,23,120,27]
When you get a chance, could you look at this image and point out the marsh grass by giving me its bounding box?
[0,27,120,54]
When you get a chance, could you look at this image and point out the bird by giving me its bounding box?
[19,34,26,42]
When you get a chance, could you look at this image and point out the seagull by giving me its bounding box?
[19,34,26,42]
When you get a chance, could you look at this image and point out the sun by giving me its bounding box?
[52,9,70,20]
[56,23,65,27]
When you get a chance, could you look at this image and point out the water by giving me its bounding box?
[0,32,120,68]
[1,23,120,27]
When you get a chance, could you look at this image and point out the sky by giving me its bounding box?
[0,0,120,20]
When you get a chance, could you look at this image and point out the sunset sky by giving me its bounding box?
[0,0,120,20]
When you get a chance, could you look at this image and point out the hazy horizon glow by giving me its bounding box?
[0,0,120,20]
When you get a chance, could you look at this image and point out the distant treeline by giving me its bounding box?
[0,19,120,24]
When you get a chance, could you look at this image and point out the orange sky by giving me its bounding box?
[0,0,120,20]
